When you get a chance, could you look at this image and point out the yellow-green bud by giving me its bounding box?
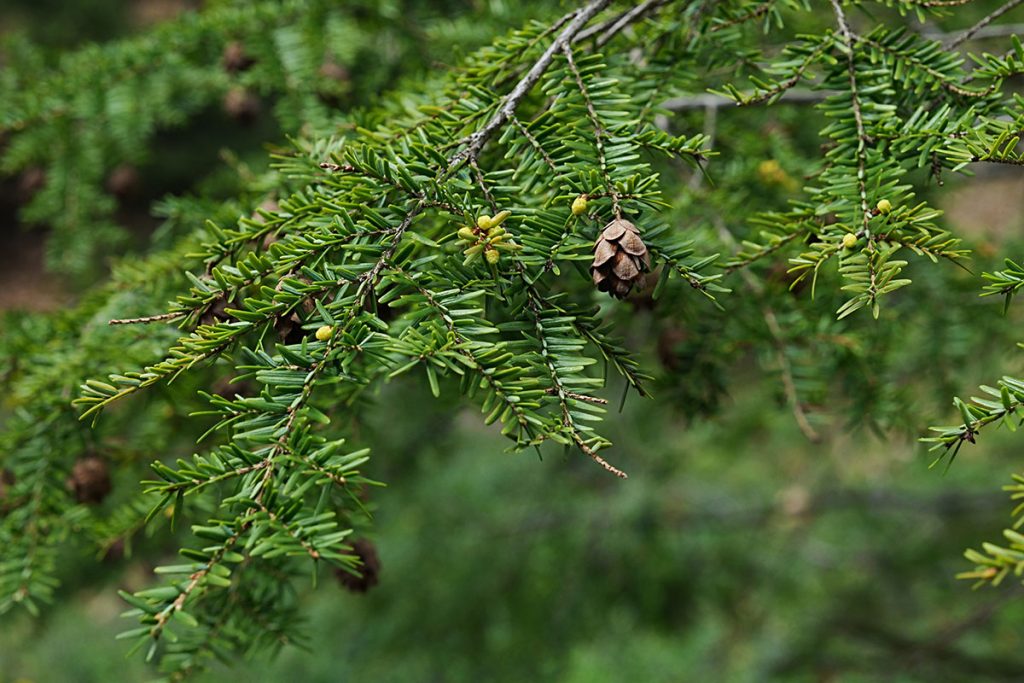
[487,226,506,238]
[842,232,858,249]
[315,325,333,341]
[476,215,493,230]
[876,198,892,214]
[491,210,511,226]
[571,195,588,216]
[485,248,500,265]
[457,227,477,242]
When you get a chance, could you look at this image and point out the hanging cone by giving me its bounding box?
[591,218,650,298]
[67,456,112,505]
[222,41,256,74]
[335,538,381,593]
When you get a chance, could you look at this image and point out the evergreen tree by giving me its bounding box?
[4,0,1024,679]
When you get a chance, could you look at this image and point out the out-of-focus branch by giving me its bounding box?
[661,88,831,112]
[944,0,1024,49]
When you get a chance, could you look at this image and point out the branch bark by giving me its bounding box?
[446,0,612,173]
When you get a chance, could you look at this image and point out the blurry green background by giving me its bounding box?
[7,379,1024,682]
[4,1,1024,681]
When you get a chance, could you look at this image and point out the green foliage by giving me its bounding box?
[0,0,537,280]
[5,0,1024,680]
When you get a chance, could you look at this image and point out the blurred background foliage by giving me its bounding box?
[3,0,1024,681]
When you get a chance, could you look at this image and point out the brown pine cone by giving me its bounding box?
[17,167,46,203]
[105,164,140,198]
[591,218,650,299]
[656,327,688,371]
[335,538,381,593]
[67,456,112,505]
[223,88,260,124]
[319,61,350,83]
[222,41,256,74]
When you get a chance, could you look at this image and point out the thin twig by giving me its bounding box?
[470,157,498,213]
[708,1,773,32]
[577,0,668,47]
[717,220,820,442]
[918,0,976,7]
[661,88,832,111]
[572,434,629,478]
[511,116,560,174]
[444,0,612,174]
[150,531,242,638]
[527,282,626,478]
[109,311,185,325]
[562,43,621,217]
[688,102,717,190]
[923,22,1024,41]
[945,0,1024,49]
[829,0,871,237]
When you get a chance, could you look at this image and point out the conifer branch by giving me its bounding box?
[109,312,186,326]
[830,0,872,236]
[511,116,560,173]
[578,0,668,47]
[10,1,1024,674]
[563,44,622,217]
[448,0,612,171]
[662,89,831,111]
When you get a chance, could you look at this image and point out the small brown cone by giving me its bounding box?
[319,61,350,83]
[106,164,140,198]
[335,538,381,593]
[17,167,46,203]
[67,456,112,505]
[222,41,256,74]
[591,218,650,298]
[656,327,688,371]
[223,88,260,124]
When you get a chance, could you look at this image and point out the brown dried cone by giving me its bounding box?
[222,41,256,74]
[335,538,381,593]
[656,327,688,372]
[105,164,140,198]
[67,456,112,505]
[319,60,350,83]
[17,166,46,203]
[591,218,650,299]
[223,87,260,124]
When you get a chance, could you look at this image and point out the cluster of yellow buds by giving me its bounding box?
[456,210,521,266]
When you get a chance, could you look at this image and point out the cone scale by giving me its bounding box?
[590,218,650,298]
